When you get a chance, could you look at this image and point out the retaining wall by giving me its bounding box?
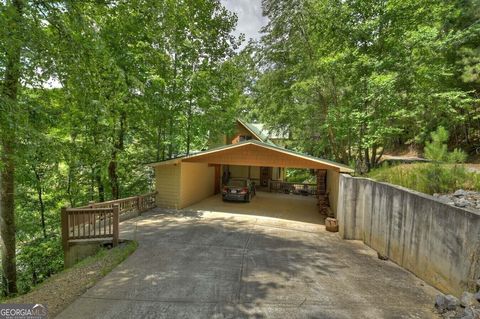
[337,174,480,296]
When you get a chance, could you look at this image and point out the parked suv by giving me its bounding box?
[222,178,256,202]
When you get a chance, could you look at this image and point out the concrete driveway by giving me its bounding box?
[188,192,323,224]
[57,206,439,319]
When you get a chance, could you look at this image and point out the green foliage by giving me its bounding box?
[424,126,468,163]
[448,149,468,164]
[15,237,63,295]
[424,126,450,161]
[368,163,477,195]
[285,169,315,183]
[0,0,243,296]
[243,0,480,167]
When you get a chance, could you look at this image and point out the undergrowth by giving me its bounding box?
[367,163,480,195]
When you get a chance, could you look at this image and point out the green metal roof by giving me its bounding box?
[237,119,276,145]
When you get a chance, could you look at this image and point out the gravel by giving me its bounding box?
[434,190,480,210]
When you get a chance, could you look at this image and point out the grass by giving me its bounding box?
[367,163,480,195]
[3,240,137,317]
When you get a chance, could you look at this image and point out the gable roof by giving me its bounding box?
[248,122,289,140]
[147,140,354,173]
[236,119,268,142]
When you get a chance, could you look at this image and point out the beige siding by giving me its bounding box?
[227,165,284,184]
[155,164,181,208]
[250,166,260,179]
[229,165,249,178]
[179,162,215,208]
[228,165,262,184]
[327,169,340,216]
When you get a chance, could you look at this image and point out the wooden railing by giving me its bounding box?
[269,181,317,195]
[77,191,157,220]
[61,192,157,251]
[61,206,119,250]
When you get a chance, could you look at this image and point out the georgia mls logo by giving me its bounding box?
[32,305,47,317]
[0,303,48,319]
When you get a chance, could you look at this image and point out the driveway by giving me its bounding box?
[188,192,323,224]
[57,207,439,319]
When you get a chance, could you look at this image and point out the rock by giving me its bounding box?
[459,307,480,319]
[460,308,474,319]
[377,252,389,260]
[455,198,470,208]
[477,279,480,289]
[435,294,447,312]
[437,195,452,203]
[474,291,480,302]
[445,295,461,310]
[454,189,468,197]
[461,292,479,308]
[325,217,339,232]
[436,294,460,313]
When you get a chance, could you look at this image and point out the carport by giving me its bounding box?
[148,140,353,217]
[187,191,322,224]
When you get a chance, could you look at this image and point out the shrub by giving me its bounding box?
[424,126,467,163]
[368,163,476,195]
[285,168,315,183]
[15,236,63,294]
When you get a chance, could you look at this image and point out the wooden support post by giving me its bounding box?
[136,196,141,214]
[112,204,119,247]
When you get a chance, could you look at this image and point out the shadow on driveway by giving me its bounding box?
[57,208,439,319]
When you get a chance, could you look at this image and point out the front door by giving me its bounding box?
[260,167,271,187]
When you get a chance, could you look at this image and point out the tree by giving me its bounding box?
[0,0,243,295]
[0,0,24,296]
[245,0,479,170]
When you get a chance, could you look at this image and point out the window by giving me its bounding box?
[239,135,252,141]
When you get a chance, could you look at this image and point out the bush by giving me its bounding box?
[285,168,315,183]
[15,236,64,295]
[368,163,477,195]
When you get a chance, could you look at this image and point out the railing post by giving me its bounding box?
[61,207,69,252]
[112,204,119,247]
[136,196,141,214]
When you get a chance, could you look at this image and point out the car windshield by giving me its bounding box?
[227,179,247,188]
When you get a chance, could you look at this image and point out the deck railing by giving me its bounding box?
[61,191,157,251]
[61,206,119,251]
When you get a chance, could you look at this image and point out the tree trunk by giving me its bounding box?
[108,112,126,200]
[108,156,119,199]
[155,125,162,162]
[0,140,17,296]
[66,164,75,207]
[186,98,193,155]
[34,169,47,239]
[96,172,105,202]
[0,0,23,296]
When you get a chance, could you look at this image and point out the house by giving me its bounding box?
[149,119,353,215]
[208,119,290,187]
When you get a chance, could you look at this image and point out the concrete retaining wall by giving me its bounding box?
[64,241,102,268]
[337,174,480,296]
